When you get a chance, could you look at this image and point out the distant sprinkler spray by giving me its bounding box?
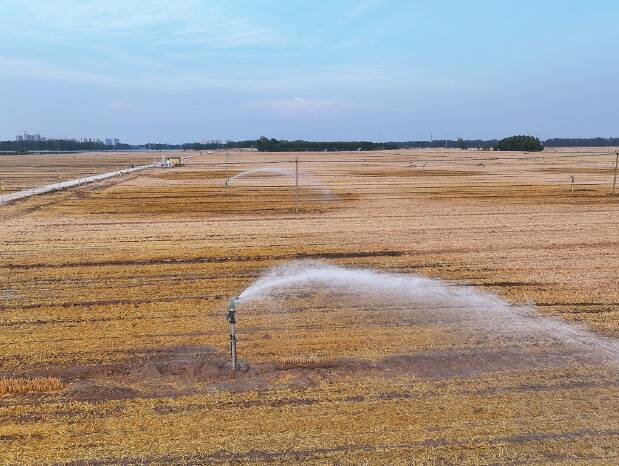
[226,297,239,370]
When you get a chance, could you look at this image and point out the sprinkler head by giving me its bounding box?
[226,297,238,324]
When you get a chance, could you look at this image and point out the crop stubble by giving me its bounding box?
[0,148,618,464]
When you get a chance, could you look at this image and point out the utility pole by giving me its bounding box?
[613,152,618,196]
[295,158,299,213]
[224,151,229,194]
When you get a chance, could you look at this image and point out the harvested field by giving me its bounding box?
[0,151,160,193]
[0,148,618,464]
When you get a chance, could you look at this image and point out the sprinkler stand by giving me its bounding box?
[226,298,239,370]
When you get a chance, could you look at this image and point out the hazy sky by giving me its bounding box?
[1,0,618,143]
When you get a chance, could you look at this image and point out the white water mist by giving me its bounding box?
[226,168,334,200]
[238,261,618,362]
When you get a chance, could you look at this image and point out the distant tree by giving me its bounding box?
[497,135,543,152]
[457,138,467,150]
[256,136,275,152]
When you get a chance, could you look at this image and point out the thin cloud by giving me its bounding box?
[110,101,135,111]
[243,98,367,117]
[5,0,278,49]
[0,56,407,92]
[0,57,248,90]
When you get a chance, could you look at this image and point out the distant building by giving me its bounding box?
[167,156,182,167]
[155,156,182,168]
[19,132,42,142]
[113,138,120,145]
[105,138,114,146]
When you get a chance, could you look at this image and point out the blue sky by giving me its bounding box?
[1,0,618,143]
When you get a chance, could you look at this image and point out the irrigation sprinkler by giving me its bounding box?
[222,152,231,194]
[295,158,299,213]
[226,297,239,370]
[613,152,618,196]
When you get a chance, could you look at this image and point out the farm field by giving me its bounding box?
[0,151,159,194]
[0,148,618,464]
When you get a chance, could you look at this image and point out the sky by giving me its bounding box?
[1,0,618,144]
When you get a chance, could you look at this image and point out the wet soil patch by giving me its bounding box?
[2,345,601,402]
[374,349,597,379]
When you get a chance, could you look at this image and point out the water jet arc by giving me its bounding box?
[236,261,619,363]
[226,168,334,200]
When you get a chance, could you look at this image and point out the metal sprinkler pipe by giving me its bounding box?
[226,297,239,370]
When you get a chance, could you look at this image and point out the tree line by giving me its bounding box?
[180,140,259,151]
[543,137,619,147]
[2,136,618,155]
[0,139,131,154]
[255,137,398,152]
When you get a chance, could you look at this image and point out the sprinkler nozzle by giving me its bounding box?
[226,297,238,324]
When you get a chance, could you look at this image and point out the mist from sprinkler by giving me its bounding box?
[225,167,335,200]
[233,260,619,363]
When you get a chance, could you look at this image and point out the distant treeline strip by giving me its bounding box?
[0,139,132,153]
[156,136,619,152]
[1,137,618,154]
[176,137,619,151]
[543,137,619,148]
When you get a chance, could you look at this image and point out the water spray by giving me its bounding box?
[226,167,335,200]
[226,297,239,370]
[237,260,619,363]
